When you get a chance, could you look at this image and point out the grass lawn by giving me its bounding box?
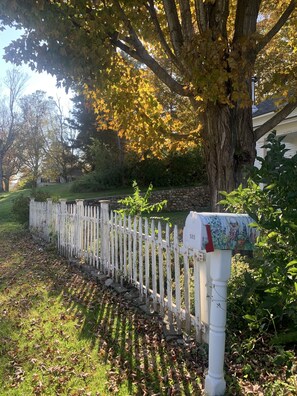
[0,230,203,395]
[0,184,189,233]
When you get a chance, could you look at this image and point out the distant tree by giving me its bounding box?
[2,140,22,191]
[68,93,123,171]
[42,97,78,181]
[20,91,72,185]
[0,69,27,192]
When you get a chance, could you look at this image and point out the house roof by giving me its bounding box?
[252,98,277,117]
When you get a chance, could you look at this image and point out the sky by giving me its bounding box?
[0,26,73,112]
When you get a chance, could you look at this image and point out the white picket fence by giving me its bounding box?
[30,198,209,337]
[30,198,235,396]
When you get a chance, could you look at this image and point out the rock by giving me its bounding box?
[163,323,183,341]
[111,284,128,294]
[105,278,113,287]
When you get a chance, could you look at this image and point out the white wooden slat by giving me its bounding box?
[151,220,157,312]
[110,211,115,279]
[128,216,132,282]
[144,218,150,300]
[194,254,202,342]
[92,206,95,264]
[114,212,119,282]
[139,217,143,296]
[165,223,173,324]
[123,215,127,280]
[183,251,191,334]
[96,206,100,269]
[88,206,92,264]
[119,216,123,285]
[174,225,181,331]
[158,221,164,317]
[133,216,137,285]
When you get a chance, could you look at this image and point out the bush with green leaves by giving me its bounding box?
[221,131,297,341]
[11,194,31,225]
[126,147,207,188]
[11,190,54,226]
[71,169,122,192]
[116,181,167,217]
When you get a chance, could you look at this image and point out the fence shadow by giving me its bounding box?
[52,263,206,395]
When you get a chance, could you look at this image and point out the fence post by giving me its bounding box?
[46,198,53,242]
[29,198,35,229]
[204,250,232,396]
[59,199,67,254]
[99,200,110,274]
[75,200,84,258]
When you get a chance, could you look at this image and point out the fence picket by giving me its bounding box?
[183,250,191,334]
[165,224,173,324]
[158,221,164,317]
[123,215,127,280]
[173,226,181,331]
[144,218,150,301]
[119,216,123,284]
[128,216,132,282]
[151,220,157,312]
[133,216,137,285]
[139,217,143,297]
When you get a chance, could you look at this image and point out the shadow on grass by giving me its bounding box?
[0,232,246,395]
[53,266,205,395]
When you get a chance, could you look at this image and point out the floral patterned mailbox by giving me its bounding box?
[183,212,257,252]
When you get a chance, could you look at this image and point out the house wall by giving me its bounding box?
[254,107,297,166]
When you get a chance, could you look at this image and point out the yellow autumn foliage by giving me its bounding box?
[85,55,200,158]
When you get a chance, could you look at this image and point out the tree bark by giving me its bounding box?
[202,103,256,211]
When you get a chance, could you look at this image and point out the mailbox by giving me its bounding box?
[183,212,257,252]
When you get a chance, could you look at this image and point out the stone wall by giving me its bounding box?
[85,185,210,212]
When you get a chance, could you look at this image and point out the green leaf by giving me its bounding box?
[287,260,297,267]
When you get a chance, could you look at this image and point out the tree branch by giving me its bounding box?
[194,0,207,34]
[255,101,297,141]
[178,0,195,42]
[162,0,184,56]
[145,0,183,71]
[112,37,191,97]
[234,0,260,41]
[208,0,230,39]
[111,1,191,97]
[255,0,296,54]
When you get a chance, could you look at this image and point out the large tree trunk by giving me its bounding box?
[202,103,256,211]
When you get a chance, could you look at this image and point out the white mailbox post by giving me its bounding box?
[183,212,256,396]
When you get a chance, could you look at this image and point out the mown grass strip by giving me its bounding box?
[0,232,203,395]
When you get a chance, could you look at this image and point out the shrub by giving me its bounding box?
[11,190,53,226]
[116,181,167,217]
[11,194,31,225]
[126,147,207,188]
[70,168,123,192]
[221,132,297,339]
[31,190,52,202]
